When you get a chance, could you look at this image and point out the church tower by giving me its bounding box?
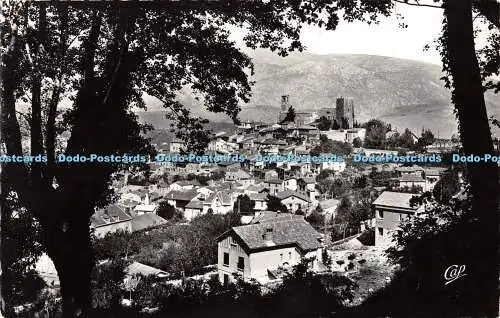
[281,95,290,111]
[278,95,291,123]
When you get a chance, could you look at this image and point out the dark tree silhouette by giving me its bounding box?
[317,116,332,131]
[331,119,341,130]
[0,2,334,316]
[233,194,255,214]
[363,119,390,149]
[280,106,296,124]
[267,195,288,213]
[352,137,363,148]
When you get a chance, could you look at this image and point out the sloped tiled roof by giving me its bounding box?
[226,169,252,179]
[248,192,268,201]
[131,213,167,232]
[264,178,284,184]
[218,191,233,205]
[227,219,321,253]
[250,211,304,224]
[398,174,425,182]
[246,184,266,192]
[91,205,132,227]
[134,204,157,213]
[275,190,312,203]
[372,191,420,210]
[165,190,199,202]
[185,199,204,209]
[125,261,168,277]
[299,177,316,184]
[173,180,200,187]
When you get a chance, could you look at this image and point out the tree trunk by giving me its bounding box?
[444,0,499,315]
[45,215,94,317]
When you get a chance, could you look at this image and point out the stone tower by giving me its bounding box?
[278,95,291,123]
[335,97,355,129]
[281,95,290,111]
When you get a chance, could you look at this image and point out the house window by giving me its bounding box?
[378,210,384,218]
[237,257,245,271]
[288,252,292,261]
[223,274,229,286]
[378,227,384,236]
[230,237,237,247]
[399,214,403,221]
[280,253,283,261]
[223,252,229,266]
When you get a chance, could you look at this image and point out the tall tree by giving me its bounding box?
[233,194,255,214]
[317,0,499,315]
[363,119,389,149]
[280,105,296,124]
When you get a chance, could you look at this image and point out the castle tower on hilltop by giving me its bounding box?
[336,97,355,129]
[277,94,316,125]
[281,95,290,111]
[278,95,291,123]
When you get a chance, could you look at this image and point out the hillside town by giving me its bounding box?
[27,94,467,315]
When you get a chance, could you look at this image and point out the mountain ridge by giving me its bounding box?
[138,50,499,138]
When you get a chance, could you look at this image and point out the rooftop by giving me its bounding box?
[165,189,199,202]
[125,261,169,278]
[131,213,167,232]
[133,204,157,213]
[372,191,420,210]
[248,192,268,201]
[223,218,321,253]
[185,199,205,209]
[91,205,132,227]
[398,174,426,182]
[275,190,312,203]
[264,178,284,184]
[250,211,304,224]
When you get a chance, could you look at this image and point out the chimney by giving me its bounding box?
[263,227,274,244]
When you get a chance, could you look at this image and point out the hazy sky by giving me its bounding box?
[298,3,444,64]
[230,2,490,65]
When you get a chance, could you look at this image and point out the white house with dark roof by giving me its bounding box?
[395,165,425,177]
[216,218,323,284]
[395,174,426,191]
[297,177,318,201]
[225,168,253,186]
[184,199,205,221]
[203,191,234,214]
[275,190,312,213]
[372,191,425,246]
[263,178,286,195]
[133,203,158,215]
[248,192,268,211]
[165,189,200,211]
[168,180,200,191]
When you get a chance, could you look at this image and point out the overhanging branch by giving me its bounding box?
[473,0,500,28]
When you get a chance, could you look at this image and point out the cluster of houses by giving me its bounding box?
[84,95,457,286]
[390,165,447,192]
